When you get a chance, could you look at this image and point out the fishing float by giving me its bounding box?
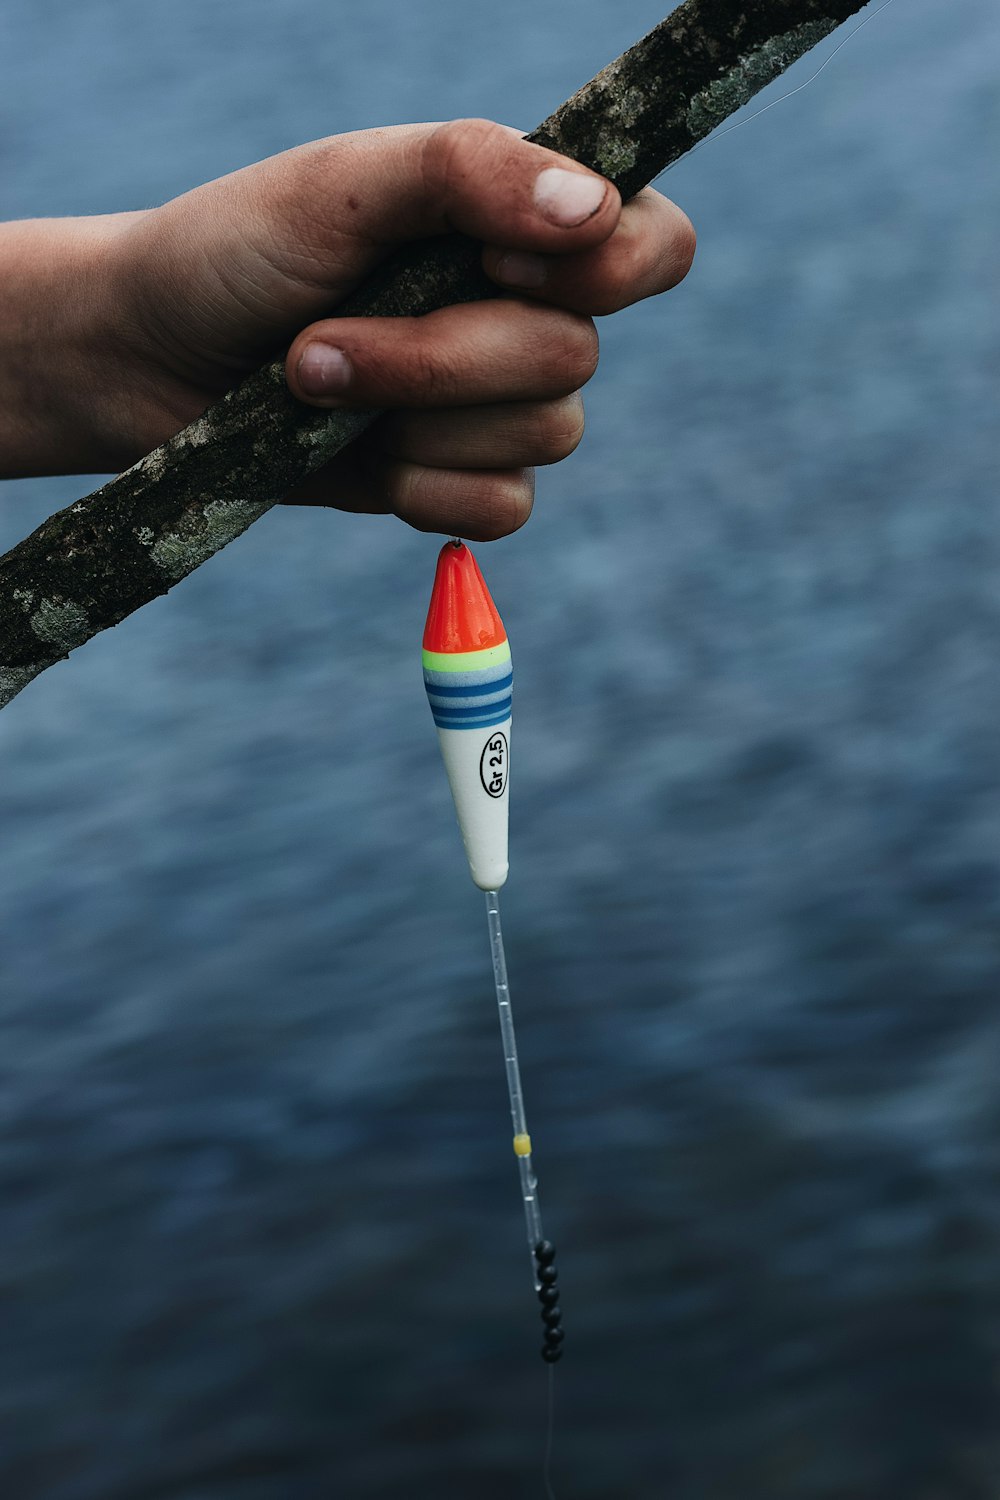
[422,539,563,1364]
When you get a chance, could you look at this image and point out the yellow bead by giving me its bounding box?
[513,1133,532,1157]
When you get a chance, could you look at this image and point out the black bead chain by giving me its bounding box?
[533,1240,563,1362]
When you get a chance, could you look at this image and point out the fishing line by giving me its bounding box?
[543,1362,558,1500]
[660,0,896,175]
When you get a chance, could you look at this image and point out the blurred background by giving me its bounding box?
[1,0,999,1495]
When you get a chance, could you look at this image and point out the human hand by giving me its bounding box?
[1,120,695,539]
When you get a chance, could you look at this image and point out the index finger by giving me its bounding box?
[481,187,697,317]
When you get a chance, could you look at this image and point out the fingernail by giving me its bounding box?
[297,343,352,397]
[494,250,547,289]
[534,167,607,227]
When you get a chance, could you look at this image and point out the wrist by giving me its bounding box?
[0,212,150,478]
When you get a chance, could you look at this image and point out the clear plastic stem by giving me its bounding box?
[485,888,545,1279]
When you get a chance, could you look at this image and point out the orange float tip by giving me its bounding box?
[422,540,507,654]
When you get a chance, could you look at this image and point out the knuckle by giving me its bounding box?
[557,314,599,388]
[538,396,585,460]
[490,468,534,536]
[470,468,534,540]
[390,459,424,514]
[664,206,697,286]
[423,117,505,200]
[405,334,454,404]
[602,243,645,315]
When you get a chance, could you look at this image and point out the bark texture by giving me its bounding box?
[0,0,869,709]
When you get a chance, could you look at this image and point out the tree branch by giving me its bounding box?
[0,0,869,710]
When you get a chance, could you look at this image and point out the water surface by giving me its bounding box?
[2,2,999,1495]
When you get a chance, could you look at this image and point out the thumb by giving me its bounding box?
[242,118,621,293]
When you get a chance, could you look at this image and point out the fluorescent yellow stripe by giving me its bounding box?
[513,1133,532,1157]
[422,641,511,673]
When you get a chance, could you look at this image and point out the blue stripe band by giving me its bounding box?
[426,688,510,713]
[431,705,512,730]
[423,664,514,689]
[424,670,513,699]
[432,696,512,722]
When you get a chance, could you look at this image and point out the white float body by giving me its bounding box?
[422,542,512,891]
[433,714,511,890]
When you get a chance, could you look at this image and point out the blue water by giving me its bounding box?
[2,1,999,1495]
